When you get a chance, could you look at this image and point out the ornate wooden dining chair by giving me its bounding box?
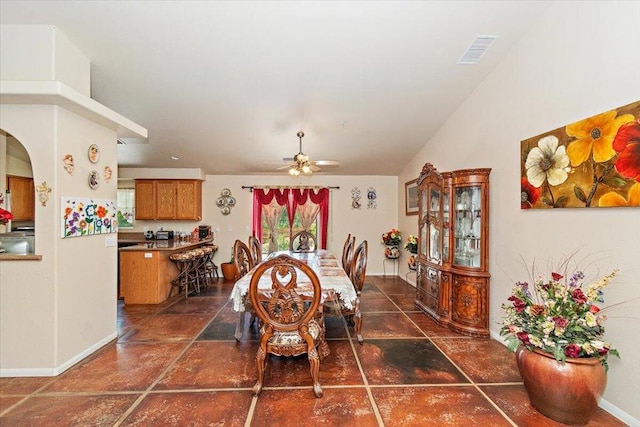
[234,239,257,340]
[248,254,328,398]
[233,239,254,280]
[348,240,368,343]
[248,235,262,265]
[289,230,317,253]
[341,234,355,277]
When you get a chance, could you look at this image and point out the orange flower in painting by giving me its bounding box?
[566,110,634,166]
[598,183,640,207]
[612,119,640,181]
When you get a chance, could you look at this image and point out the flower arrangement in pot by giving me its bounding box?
[381,228,401,259]
[403,235,418,269]
[500,258,619,425]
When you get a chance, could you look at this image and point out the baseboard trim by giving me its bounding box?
[0,332,117,378]
[489,330,639,426]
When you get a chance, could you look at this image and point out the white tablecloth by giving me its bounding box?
[229,250,356,311]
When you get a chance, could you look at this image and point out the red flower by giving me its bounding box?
[551,272,563,281]
[598,347,610,356]
[508,296,526,313]
[571,288,587,304]
[612,119,640,181]
[565,343,581,358]
[553,316,567,329]
[0,207,13,223]
[589,305,601,314]
[520,178,541,209]
[517,332,531,345]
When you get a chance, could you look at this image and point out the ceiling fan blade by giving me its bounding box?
[311,160,339,166]
[310,164,322,172]
[276,164,293,170]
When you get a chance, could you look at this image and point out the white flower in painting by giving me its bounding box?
[525,135,571,188]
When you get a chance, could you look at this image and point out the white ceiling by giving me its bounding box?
[0,1,551,176]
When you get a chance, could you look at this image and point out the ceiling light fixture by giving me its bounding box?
[171,155,180,160]
[288,131,314,176]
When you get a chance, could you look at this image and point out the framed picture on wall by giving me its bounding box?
[405,179,418,215]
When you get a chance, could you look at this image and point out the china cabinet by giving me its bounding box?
[135,179,202,221]
[414,163,491,337]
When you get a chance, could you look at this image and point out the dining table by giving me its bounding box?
[229,249,357,340]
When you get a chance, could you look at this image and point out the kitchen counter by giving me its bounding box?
[118,238,214,252]
[119,238,216,304]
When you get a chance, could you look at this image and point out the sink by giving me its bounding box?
[0,234,35,255]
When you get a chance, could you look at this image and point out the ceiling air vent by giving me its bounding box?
[457,35,499,64]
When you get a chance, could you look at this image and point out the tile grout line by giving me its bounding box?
[113,285,231,426]
[390,279,519,426]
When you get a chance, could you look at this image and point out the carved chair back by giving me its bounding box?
[341,234,355,277]
[248,235,262,265]
[233,239,254,280]
[289,230,318,253]
[248,254,325,397]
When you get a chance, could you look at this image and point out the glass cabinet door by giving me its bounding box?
[442,189,450,263]
[453,185,482,268]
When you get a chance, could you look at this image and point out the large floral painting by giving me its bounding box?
[521,100,640,209]
[61,197,118,238]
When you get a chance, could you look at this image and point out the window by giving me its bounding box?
[116,188,135,228]
[261,208,318,252]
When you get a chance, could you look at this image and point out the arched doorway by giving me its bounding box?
[1,129,35,252]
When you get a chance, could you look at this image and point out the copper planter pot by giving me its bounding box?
[515,346,607,425]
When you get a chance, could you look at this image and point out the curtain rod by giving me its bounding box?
[241,185,340,192]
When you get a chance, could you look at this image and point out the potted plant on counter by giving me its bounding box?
[501,258,619,425]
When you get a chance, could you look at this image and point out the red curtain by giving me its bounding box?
[252,187,330,249]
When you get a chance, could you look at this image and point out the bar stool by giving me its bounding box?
[170,251,196,297]
[203,244,219,281]
[187,248,207,293]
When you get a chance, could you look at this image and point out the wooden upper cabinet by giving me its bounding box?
[155,181,177,219]
[135,180,156,220]
[6,175,35,221]
[134,179,202,220]
[176,180,202,220]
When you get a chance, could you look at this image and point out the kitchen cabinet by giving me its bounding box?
[414,163,491,337]
[6,175,35,221]
[135,179,202,220]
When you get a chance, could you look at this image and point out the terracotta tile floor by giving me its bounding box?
[0,276,625,426]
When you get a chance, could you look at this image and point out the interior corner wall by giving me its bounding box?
[398,1,640,421]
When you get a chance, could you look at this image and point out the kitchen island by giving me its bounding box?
[119,238,215,304]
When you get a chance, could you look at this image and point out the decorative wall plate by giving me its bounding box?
[103,166,113,183]
[88,170,99,189]
[88,144,100,163]
[62,154,74,175]
[221,188,231,197]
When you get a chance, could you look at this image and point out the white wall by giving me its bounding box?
[398,1,640,422]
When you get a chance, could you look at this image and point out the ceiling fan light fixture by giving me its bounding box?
[302,164,311,174]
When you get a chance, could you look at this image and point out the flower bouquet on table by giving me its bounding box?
[500,262,619,370]
[403,235,418,254]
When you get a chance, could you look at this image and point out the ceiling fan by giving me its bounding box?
[279,131,339,175]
